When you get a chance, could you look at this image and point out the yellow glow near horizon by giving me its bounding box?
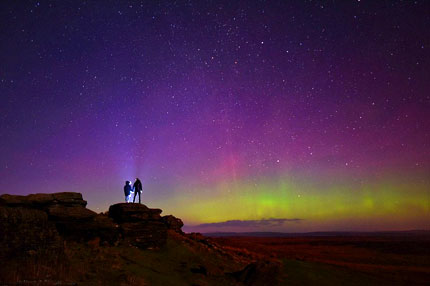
[151,175,429,231]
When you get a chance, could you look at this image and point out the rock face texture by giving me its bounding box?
[0,192,184,258]
[0,204,63,258]
[109,203,168,249]
[109,203,162,222]
[0,192,282,286]
[162,214,184,234]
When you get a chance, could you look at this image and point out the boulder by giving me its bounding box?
[108,203,169,248]
[109,203,162,222]
[120,221,167,248]
[47,204,99,240]
[0,193,43,206]
[47,204,96,221]
[87,214,120,243]
[55,213,119,243]
[162,215,184,233]
[52,192,87,206]
[0,192,87,208]
[25,193,55,205]
[0,206,62,258]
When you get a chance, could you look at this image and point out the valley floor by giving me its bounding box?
[212,234,430,285]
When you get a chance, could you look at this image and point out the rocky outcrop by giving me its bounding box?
[162,215,184,234]
[0,205,62,258]
[109,203,171,249]
[0,192,115,244]
[0,192,283,286]
[0,192,87,207]
[0,192,184,258]
[109,203,162,222]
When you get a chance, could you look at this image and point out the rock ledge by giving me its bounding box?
[0,192,184,258]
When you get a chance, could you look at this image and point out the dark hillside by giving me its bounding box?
[0,192,280,285]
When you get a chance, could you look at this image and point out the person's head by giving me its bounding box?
[135,178,139,181]
[125,181,130,185]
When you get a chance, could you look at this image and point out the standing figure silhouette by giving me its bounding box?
[133,178,143,204]
[124,181,132,203]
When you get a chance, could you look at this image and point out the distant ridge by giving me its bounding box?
[203,230,430,237]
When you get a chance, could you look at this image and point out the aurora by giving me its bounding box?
[0,0,429,233]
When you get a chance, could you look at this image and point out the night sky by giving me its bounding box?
[1,1,429,233]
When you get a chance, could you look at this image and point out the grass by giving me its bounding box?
[63,235,245,286]
[1,234,246,285]
[280,259,387,286]
[212,236,430,285]
[3,234,428,285]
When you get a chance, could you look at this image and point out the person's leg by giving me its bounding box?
[139,191,141,204]
[125,195,128,203]
[133,192,137,203]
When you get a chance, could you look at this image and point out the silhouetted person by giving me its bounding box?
[124,181,132,203]
[133,178,143,203]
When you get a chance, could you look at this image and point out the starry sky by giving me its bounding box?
[1,0,429,233]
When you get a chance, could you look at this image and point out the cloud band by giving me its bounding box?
[197,218,302,228]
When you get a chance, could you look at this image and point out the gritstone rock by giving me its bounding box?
[0,193,185,258]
